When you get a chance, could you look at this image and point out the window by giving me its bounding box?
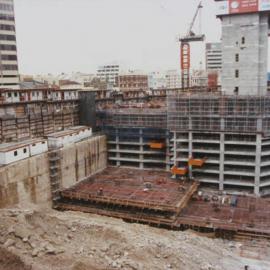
[0,4,13,12]
[14,151,17,156]
[23,148,27,153]
[8,93,11,98]
[241,37,245,44]
[0,14,14,21]
[2,65,18,71]
[234,87,239,95]
[0,34,16,41]
[235,54,239,62]
[14,92,17,97]
[0,44,16,51]
[235,70,239,78]
[0,24,15,31]
[32,144,36,147]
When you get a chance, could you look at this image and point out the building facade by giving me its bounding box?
[165,70,181,89]
[206,43,222,71]
[0,0,19,89]
[190,70,208,87]
[97,64,120,88]
[148,71,167,90]
[116,72,148,92]
[219,12,269,95]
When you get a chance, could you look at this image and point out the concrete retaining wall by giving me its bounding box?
[0,135,107,208]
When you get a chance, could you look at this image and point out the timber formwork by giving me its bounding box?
[56,167,270,240]
[56,167,199,226]
[0,106,79,143]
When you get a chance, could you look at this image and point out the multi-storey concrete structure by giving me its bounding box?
[97,1,270,196]
[148,71,167,90]
[97,64,119,88]
[206,43,222,71]
[116,71,148,92]
[165,70,181,89]
[216,0,270,95]
[0,0,19,88]
[190,70,208,87]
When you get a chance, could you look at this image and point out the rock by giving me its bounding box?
[7,227,15,235]
[101,247,109,253]
[4,238,15,248]
[200,263,214,270]
[29,241,37,249]
[14,226,31,240]
[32,248,40,257]
[22,237,28,243]
[67,234,73,239]
[8,210,19,217]
[71,227,76,232]
[45,244,56,255]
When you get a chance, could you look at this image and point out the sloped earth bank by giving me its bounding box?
[0,207,270,270]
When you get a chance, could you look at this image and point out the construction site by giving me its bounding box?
[2,0,270,269]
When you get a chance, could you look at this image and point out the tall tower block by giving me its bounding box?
[215,0,270,95]
[0,0,19,89]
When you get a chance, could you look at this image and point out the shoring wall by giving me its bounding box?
[0,135,107,208]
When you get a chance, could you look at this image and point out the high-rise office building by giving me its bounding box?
[205,43,222,71]
[0,0,19,89]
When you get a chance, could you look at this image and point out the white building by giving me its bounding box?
[0,139,48,165]
[165,70,181,89]
[0,0,20,89]
[47,126,92,149]
[148,71,167,90]
[97,64,120,88]
[190,70,208,87]
[205,43,222,71]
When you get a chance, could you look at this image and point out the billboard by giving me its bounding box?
[216,0,270,15]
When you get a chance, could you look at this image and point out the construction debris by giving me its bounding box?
[1,207,270,270]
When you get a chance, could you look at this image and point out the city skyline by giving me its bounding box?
[14,0,221,75]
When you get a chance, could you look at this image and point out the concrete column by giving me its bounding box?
[116,128,120,166]
[188,132,193,179]
[166,130,171,172]
[219,133,225,191]
[172,132,177,179]
[139,129,144,169]
[255,133,262,196]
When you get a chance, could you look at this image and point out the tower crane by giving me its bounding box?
[179,1,205,89]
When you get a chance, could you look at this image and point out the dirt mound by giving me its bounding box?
[0,208,270,270]
[0,247,31,270]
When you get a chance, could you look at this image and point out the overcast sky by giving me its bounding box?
[14,0,221,75]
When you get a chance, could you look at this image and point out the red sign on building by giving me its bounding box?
[229,0,259,14]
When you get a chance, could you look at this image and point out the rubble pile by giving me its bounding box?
[0,208,269,270]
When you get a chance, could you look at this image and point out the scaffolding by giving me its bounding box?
[48,149,62,204]
[167,93,270,134]
[97,108,167,129]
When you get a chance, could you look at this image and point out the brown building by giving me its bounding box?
[116,74,148,92]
